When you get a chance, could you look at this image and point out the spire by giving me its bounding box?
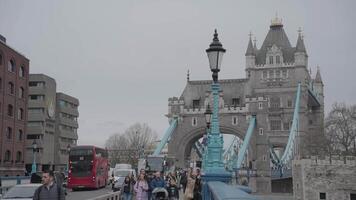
[245,31,255,56]
[295,27,307,53]
[270,13,283,28]
[315,66,323,83]
[253,36,257,50]
[187,69,190,81]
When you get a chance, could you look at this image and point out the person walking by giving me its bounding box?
[134,173,149,200]
[183,169,195,200]
[121,176,135,200]
[33,170,65,200]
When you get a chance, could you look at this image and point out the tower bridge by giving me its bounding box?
[161,18,324,194]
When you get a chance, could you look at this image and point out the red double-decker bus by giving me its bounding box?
[68,145,108,190]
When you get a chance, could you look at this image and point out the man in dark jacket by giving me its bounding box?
[33,170,65,200]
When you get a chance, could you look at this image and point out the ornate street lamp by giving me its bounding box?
[206,29,226,83]
[31,140,37,174]
[202,29,226,172]
[202,30,231,199]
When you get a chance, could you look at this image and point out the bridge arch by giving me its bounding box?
[168,124,255,168]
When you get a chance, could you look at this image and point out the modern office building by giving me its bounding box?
[25,74,79,173]
[0,34,29,176]
[55,92,79,171]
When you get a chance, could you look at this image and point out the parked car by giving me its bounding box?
[1,183,42,200]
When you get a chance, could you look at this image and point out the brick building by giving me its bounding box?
[0,34,29,176]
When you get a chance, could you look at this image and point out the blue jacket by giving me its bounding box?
[150,177,166,190]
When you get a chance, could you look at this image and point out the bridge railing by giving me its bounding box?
[206,181,257,200]
[87,191,121,200]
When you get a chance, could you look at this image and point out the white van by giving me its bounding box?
[112,168,136,191]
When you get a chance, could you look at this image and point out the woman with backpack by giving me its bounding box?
[121,176,135,200]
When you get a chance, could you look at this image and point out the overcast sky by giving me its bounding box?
[1,0,355,147]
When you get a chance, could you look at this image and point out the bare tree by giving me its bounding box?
[325,103,356,156]
[105,123,158,167]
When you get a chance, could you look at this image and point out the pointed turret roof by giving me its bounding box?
[315,66,323,83]
[255,17,295,65]
[245,33,255,56]
[295,28,307,54]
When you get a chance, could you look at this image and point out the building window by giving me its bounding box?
[17,129,23,141]
[19,66,25,77]
[319,192,326,200]
[350,193,356,200]
[282,69,288,78]
[276,55,280,64]
[268,70,274,79]
[7,104,13,117]
[29,95,44,100]
[270,97,280,108]
[29,81,45,87]
[232,116,238,125]
[6,127,12,139]
[17,108,24,120]
[16,151,22,162]
[270,120,281,130]
[259,128,264,135]
[283,122,290,130]
[263,155,267,161]
[192,117,197,126]
[192,100,200,109]
[19,87,24,98]
[275,70,281,78]
[269,56,273,64]
[8,59,15,72]
[0,53,2,65]
[263,71,267,79]
[8,82,14,94]
[4,150,11,162]
[287,99,292,107]
[0,77,2,90]
[232,98,240,107]
[258,102,263,110]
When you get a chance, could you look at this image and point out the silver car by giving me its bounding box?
[1,183,42,200]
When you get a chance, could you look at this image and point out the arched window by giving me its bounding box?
[16,151,22,162]
[8,82,14,94]
[7,104,13,117]
[276,55,281,64]
[18,108,24,120]
[0,53,3,65]
[19,66,25,77]
[18,129,23,141]
[8,59,15,72]
[19,87,24,98]
[4,150,11,162]
[6,127,12,139]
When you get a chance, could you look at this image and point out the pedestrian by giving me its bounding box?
[121,176,134,200]
[167,178,179,200]
[33,170,65,200]
[183,169,195,200]
[134,173,149,200]
[193,169,202,200]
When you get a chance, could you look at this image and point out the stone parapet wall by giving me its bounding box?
[292,158,356,200]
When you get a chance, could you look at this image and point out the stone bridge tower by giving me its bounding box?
[166,17,324,194]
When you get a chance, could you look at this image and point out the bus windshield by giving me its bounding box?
[69,149,94,177]
[146,157,164,172]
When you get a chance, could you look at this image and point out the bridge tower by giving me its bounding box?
[167,17,324,194]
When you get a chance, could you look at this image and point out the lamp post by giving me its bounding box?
[31,140,37,174]
[202,29,231,199]
[66,144,71,174]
